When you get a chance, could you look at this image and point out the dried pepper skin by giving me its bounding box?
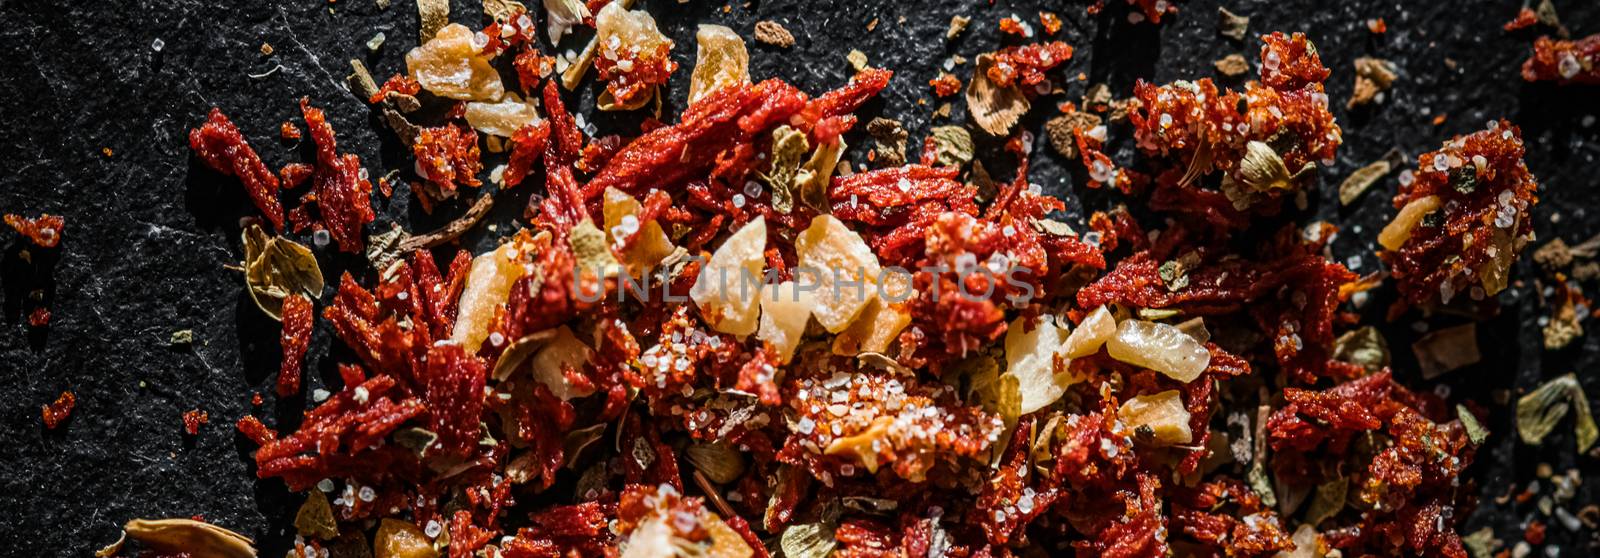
[41,390,75,429]
[413,124,483,194]
[247,374,426,492]
[369,74,421,104]
[5,213,65,248]
[503,120,550,189]
[300,98,376,253]
[1380,120,1538,308]
[277,294,313,397]
[182,408,209,435]
[422,343,488,458]
[987,41,1074,89]
[1522,34,1600,85]
[189,108,284,231]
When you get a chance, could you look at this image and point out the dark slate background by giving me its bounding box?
[1,0,1597,554]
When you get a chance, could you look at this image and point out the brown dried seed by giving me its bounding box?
[123,518,256,558]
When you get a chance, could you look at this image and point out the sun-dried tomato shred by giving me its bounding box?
[413,124,483,195]
[41,391,75,429]
[299,98,375,253]
[369,74,421,105]
[4,213,65,248]
[183,408,210,435]
[988,41,1073,89]
[1522,34,1600,85]
[190,108,285,231]
[277,294,313,397]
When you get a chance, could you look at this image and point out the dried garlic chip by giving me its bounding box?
[691,217,767,336]
[374,518,438,558]
[1106,319,1211,383]
[689,25,750,104]
[1237,140,1309,193]
[1477,217,1521,297]
[796,215,881,333]
[483,0,525,22]
[780,522,837,558]
[464,93,541,137]
[1118,390,1193,446]
[405,23,506,102]
[1411,323,1479,379]
[1063,305,1116,358]
[685,441,746,484]
[1377,195,1441,251]
[824,416,893,473]
[764,126,809,214]
[543,0,590,44]
[603,187,676,274]
[758,281,815,363]
[123,518,255,558]
[570,219,623,281]
[294,490,339,540]
[1004,316,1075,414]
[832,295,910,356]
[967,54,1030,136]
[242,223,324,321]
[1457,404,1489,445]
[529,326,597,400]
[452,233,542,352]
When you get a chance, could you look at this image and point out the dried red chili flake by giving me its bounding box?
[300,98,375,253]
[189,109,285,232]
[998,15,1031,38]
[27,306,50,327]
[235,415,277,445]
[1367,17,1388,34]
[987,41,1073,89]
[279,163,312,190]
[280,121,301,140]
[512,46,557,93]
[503,120,551,189]
[422,343,488,457]
[928,73,961,97]
[1039,11,1063,35]
[413,124,483,194]
[1505,7,1538,31]
[448,509,494,558]
[479,10,539,58]
[1126,0,1175,24]
[251,374,426,490]
[1073,473,1169,558]
[368,74,421,105]
[183,408,210,435]
[324,273,415,382]
[4,213,64,249]
[1380,120,1538,308]
[1522,34,1600,85]
[1258,31,1329,91]
[277,294,313,397]
[41,390,75,429]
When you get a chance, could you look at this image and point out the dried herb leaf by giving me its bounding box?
[780,522,837,558]
[1517,373,1597,452]
[294,490,339,540]
[562,423,609,468]
[685,441,746,484]
[394,427,438,458]
[366,223,410,273]
[689,25,750,105]
[1348,57,1398,109]
[483,0,525,22]
[946,15,970,40]
[866,117,908,167]
[416,0,450,43]
[1331,326,1389,371]
[124,518,256,558]
[1338,149,1403,205]
[1461,527,1502,558]
[1411,323,1480,379]
[347,59,380,102]
[1236,140,1309,194]
[1217,7,1250,41]
[927,126,974,169]
[1303,477,1347,526]
[242,223,324,321]
[967,54,1030,136]
[795,138,846,212]
[170,329,194,346]
[1458,404,1489,446]
[1044,112,1100,159]
[841,496,899,514]
[764,125,809,214]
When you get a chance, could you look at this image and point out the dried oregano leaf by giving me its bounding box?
[482,0,524,22]
[294,490,339,540]
[1411,323,1480,380]
[927,125,973,169]
[491,329,559,381]
[1517,373,1597,452]
[561,423,609,468]
[1303,477,1347,526]
[1331,326,1389,371]
[795,138,846,212]
[124,518,255,558]
[242,223,324,321]
[763,125,809,214]
[1458,404,1489,446]
[780,522,837,558]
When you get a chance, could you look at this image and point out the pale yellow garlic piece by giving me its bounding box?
[405,23,505,101]
[602,187,676,274]
[1377,195,1441,251]
[1004,316,1076,414]
[795,215,881,333]
[689,24,750,104]
[758,281,815,363]
[1106,320,1211,383]
[464,93,540,137]
[451,236,536,352]
[1118,390,1193,446]
[1063,305,1116,358]
[691,217,767,335]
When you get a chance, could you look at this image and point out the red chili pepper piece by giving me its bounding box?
[189,108,284,231]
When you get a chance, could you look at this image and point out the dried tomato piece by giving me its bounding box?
[235,415,277,446]
[413,124,483,195]
[449,509,494,558]
[41,390,75,429]
[503,120,551,189]
[1073,473,1169,558]
[512,46,556,93]
[27,307,50,327]
[300,98,375,253]
[189,108,284,231]
[987,41,1073,89]
[1258,31,1330,91]
[277,294,313,397]
[182,408,209,435]
[1504,7,1538,31]
[1522,34,1600,85]
[928,73,961,97]
[369,74,421,104]
[422,343,488,457]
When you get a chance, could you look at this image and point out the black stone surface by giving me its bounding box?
[1,0,1597,555]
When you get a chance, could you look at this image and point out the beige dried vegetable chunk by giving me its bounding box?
[758,281,815,363]
[1378,195,1440,251]
[1063,305,1116,358]
[123,518,255,558]
[824,416,893,473]
[1118,390,1193,446]
[795,215,881,333]
[833,271,910,356]
[689,25,749,104]
[1106,319,1211,383]
[464,93,541,137]
[452,234,540,352]
[1004,316,1076,414]
[529,326,597,400]
[374,518,438,558]
[603,187,676,274]
[594,2,673,111]
[691,216,767,335]
[406,23,506,101]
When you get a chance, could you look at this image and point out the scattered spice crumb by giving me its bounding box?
[1218,7,1249,41]
[4,213,65,248]
[1366,18,1386,34]
[1214,53,1249,77]
[42,391,75,429]
[753,20,794,48]
[183,408,210,436]
[929,73,962,97]
[947,15,970,40]
[846,49,868,72]
[866,17,878,32]
[260,43,274,56]
[102,147,114,157]
[28,307,50,327]
[1534,238,1573,273]
[1348,56,1397,108]
[280,121,302,140]
[1039,11,1062,35]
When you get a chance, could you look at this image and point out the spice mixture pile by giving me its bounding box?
[30,2,1599,558]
